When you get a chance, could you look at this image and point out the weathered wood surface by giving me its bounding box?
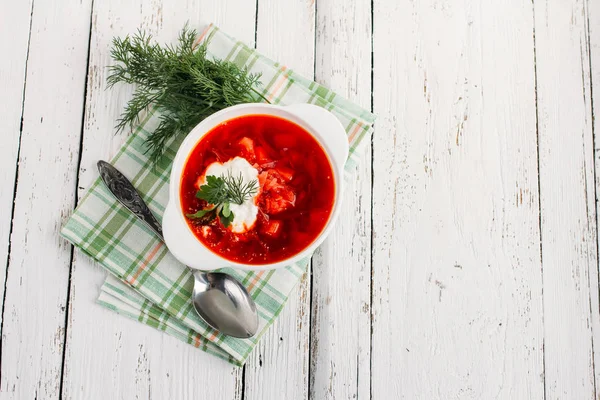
[0,0,33,330]
[534,1,599,398]
[1,0,599,399]
[371,0,544,398]
[310,0,372,399]
[0,0,93,398]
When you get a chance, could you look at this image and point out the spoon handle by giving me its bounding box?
[97,160,164,241]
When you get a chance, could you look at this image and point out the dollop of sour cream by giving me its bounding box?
[196,157,259,233]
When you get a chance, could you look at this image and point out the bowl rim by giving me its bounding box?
[165,103,347,271]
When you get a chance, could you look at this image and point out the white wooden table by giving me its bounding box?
[2,0,600,398]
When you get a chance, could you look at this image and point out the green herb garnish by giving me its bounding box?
[196,173,259,205]
[107,25,268,165]
[219,202,234,228]
[186,173,258,227]
[186,207,215,220]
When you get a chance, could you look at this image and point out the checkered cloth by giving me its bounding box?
[61,24,375,366]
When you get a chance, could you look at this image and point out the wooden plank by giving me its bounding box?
[0,0,33,324]
[310,0,372,399]
[534,0,599,397]
[371,0,544,398]
[243,1,315,398]
[588,0,600,393]
[0,0,93,398]
[60,1,256,399]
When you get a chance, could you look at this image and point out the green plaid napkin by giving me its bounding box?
[61,24,375,366]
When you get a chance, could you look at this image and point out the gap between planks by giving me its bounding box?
[58,0,96,398]
[530,3,547,399]
[0,0,35,380]
[584,0,600,397]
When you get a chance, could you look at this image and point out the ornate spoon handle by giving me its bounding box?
[97,160,164,240]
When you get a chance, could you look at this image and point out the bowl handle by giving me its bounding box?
[286,104,349,169]
[162,201,227,271]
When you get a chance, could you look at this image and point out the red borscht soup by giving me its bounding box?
[180,114,335,265]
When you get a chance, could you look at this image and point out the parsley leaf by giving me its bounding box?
[196,175,228,204]
[185,207,217,224]
[221,202,232,217]
[219,206,235,228]
[186,208,214,219]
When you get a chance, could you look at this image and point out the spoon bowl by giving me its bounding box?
[192,271,258,338]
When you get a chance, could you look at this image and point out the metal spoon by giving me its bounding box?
[97,160,258,338]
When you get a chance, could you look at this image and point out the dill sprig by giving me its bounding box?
[187,173,258,228]
[108,25,268,165]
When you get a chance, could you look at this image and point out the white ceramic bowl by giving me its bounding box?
[162,103,348,271]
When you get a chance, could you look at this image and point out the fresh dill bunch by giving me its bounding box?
[107,25,267,165]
